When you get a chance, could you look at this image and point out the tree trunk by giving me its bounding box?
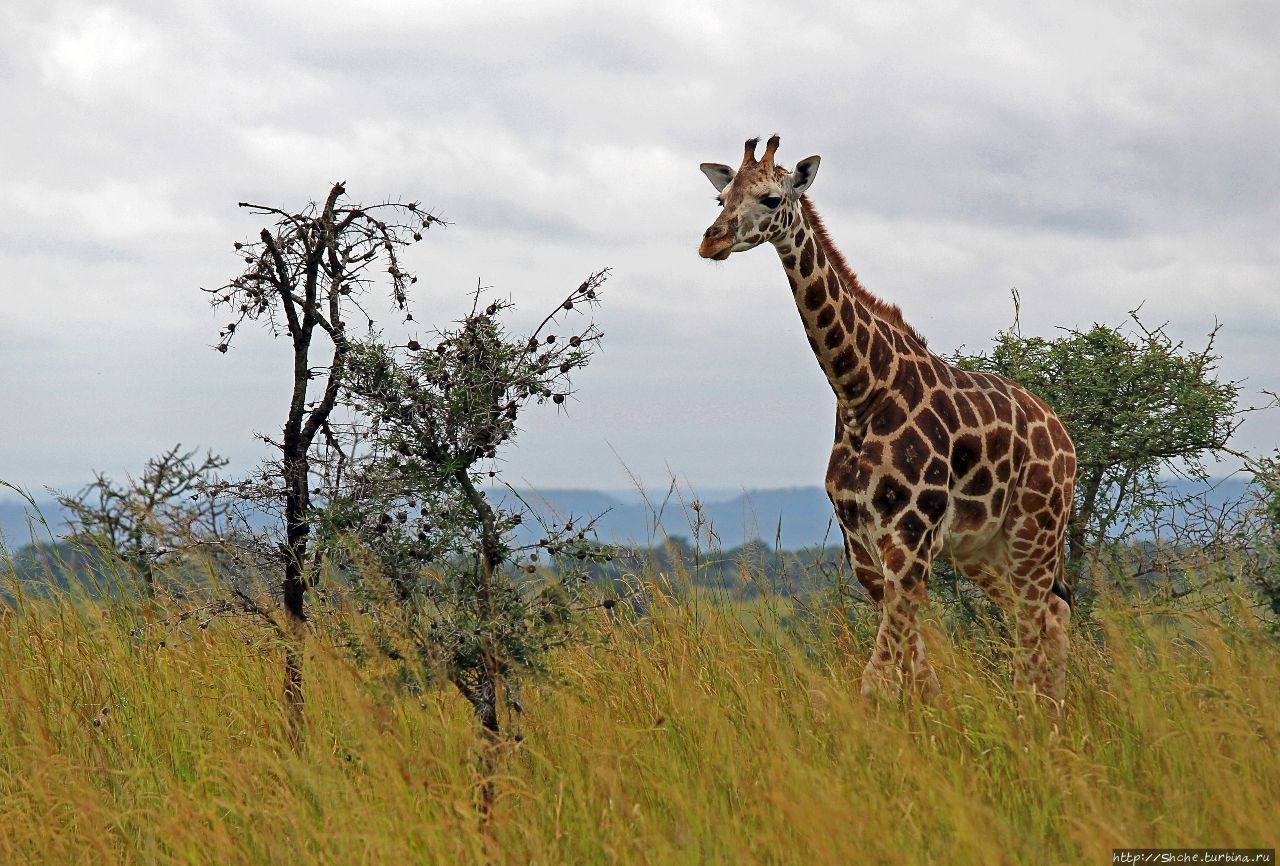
[1065,466,1105,590]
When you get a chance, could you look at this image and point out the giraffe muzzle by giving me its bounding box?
[699,221,736,260]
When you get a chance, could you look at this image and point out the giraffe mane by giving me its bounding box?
[799,195,928,348]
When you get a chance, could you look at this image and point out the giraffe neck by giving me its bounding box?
[773,197,928,413]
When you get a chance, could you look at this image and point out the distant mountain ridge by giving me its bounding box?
[2,478,1257,553]
[0,487,840,550]
[498,487,842,549]
[0,496,69,549]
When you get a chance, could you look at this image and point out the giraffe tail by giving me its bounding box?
[1050,559,1073,609]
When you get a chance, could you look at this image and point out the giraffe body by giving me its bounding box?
[699,136,1075,702]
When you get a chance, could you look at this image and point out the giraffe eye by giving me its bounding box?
[760,195,782,209]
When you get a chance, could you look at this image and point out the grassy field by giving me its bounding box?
[0,560,1277,865]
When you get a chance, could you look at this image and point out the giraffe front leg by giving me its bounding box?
[862,546,937,701]
[844,533,885,604]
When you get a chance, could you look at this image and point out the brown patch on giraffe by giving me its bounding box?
[803,281,824,311]
[799,238,815,278]
[854,322,870,355]
[868,333,892,378]
[1050,421,1072,451]
[846,369,870,398]
[971,392,996,425]
[823,325,844,350]
[861,440,884,464]
[1048,488,1065,514]
[881,544,906,575]
[916,488,949,522]
[923,456,948,486]
[782,254,796,270]
[827,448,857,489]
[895,363,925,406]
[961,466,993,497]
[994,458,1012,483]
[896,511,928,550]
[891,427,928,484]
[873,474,911,516]
[931,391,960,431]
[831,348,856,377]
[816,305,836,329]
[953,497,987,529]
[950,433,982,479]
[916,406,950,453]
[834,499,859,528]
[1030,425,1053,459]
[954,394,979,428]
[870,398,908,436]
[827,271,841,300]
[990,488,1006,516]
[816,244,827,269]
[1027,463,1054,494]
[840,299,856,330]
[985,427,1012,460]
[989,390,1011,419]
[918,361,938,388]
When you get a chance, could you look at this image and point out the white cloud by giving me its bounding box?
[36,5,157,95]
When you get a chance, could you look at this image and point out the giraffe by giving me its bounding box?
[698,136,1076,703]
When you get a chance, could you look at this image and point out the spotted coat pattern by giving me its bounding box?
[700,136,1075,703]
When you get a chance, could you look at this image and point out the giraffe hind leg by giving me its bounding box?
[959,550,1070,704]
[1008,555,1071,704]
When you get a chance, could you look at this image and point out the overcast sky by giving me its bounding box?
[2,0,1277,498]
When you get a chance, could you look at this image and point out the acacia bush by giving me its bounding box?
[323,274,617,738]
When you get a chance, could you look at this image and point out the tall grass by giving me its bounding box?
[0,553,1276,864]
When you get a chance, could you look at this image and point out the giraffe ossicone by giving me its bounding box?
[699,135,1077,704]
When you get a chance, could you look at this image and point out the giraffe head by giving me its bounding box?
[698,135,821,260]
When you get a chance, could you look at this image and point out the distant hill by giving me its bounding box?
[0,496,70,550]
[0,486,839,551]
[499,487,842,550]
[2,476,1257,554]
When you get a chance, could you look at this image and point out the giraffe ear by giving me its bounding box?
[790,156,821,194]
[700,163,735,191]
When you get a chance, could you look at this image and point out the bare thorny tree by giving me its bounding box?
[201,184,617,778]
[206,182,441,721]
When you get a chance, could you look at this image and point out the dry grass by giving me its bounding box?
[0,561,1277,864]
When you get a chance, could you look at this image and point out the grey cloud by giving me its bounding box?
[2,0,1278,493]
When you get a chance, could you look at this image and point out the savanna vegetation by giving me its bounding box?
[2,188,1279,864]
[0,555,1277,864]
